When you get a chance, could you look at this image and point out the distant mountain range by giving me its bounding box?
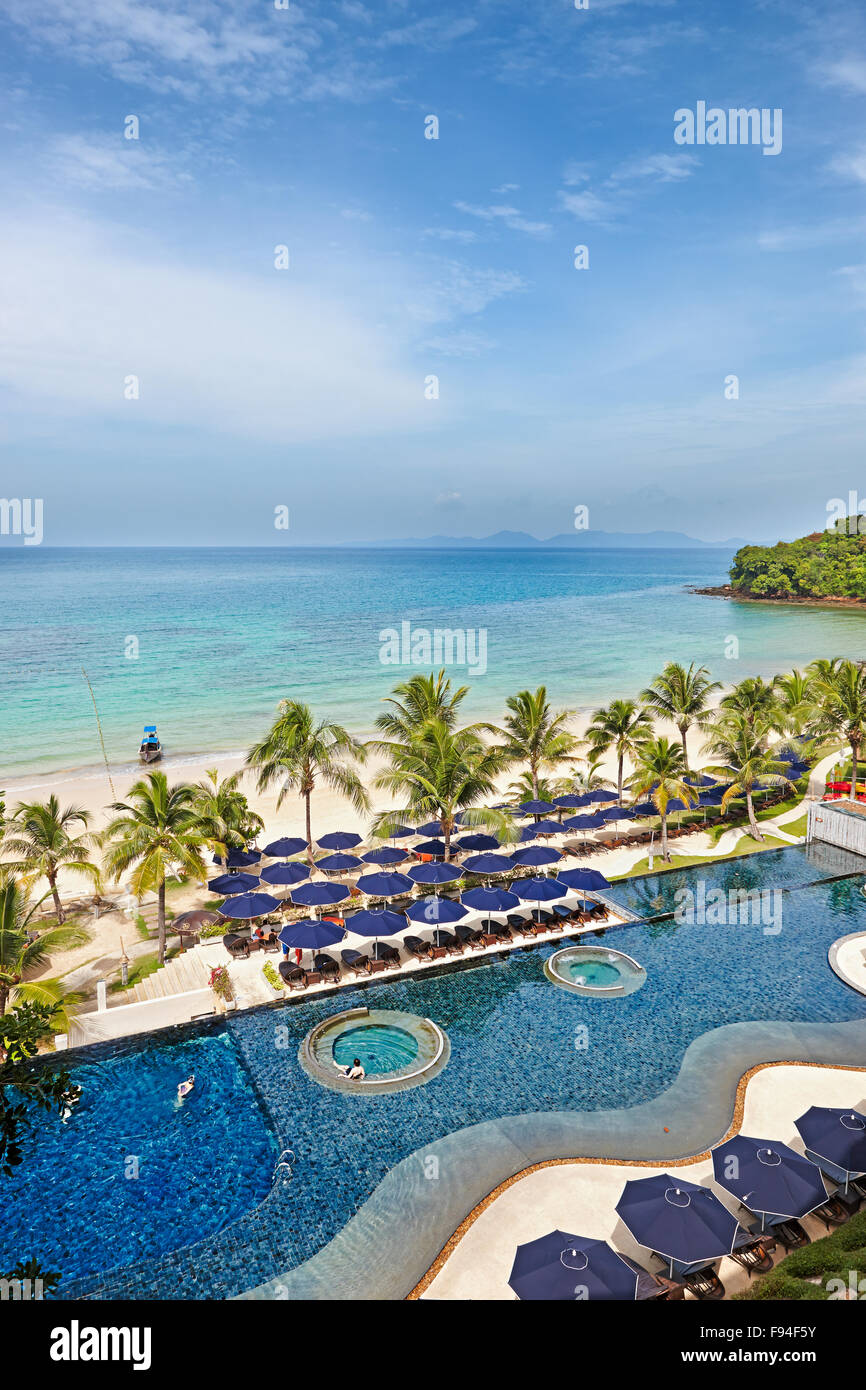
[344,529,747,550]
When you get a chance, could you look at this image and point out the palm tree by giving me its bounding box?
[556,755,615,796]
[492,687,580,798]
[371,670,470,750]
[773,669,818,737]
[629,737,696,862]
[246,700,369,866]
[586,699,653,804]
[0,875,87,1022]
[703,714,796,841]
[103,773,211,966]
[3,796,102,924]
[809,658,866,795]
[189,768,264,858]
[372,720,514,858]
[719,676,783,732]
[640,662,720,772]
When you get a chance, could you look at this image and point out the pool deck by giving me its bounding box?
[418,1063,866,1300]
[830,931,866,997]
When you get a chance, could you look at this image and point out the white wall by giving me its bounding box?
[67,989,215,1047]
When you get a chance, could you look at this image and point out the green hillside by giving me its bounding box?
[730,519,866,600]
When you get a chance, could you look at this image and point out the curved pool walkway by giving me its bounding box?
[238,1013,866,1301]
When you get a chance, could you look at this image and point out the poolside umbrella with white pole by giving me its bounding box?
[794,1107,866,1193]
[530,819,567,837]
[556,867,611,892]
[711,1135,829,1232]
[462,853,514,876]
[343,907,408,939]
[407,862,462,888]
[263,836,308,858]
[584,790,617,804]
[315,852,364,874]
[508,1230,639,1301]
[553,794,591,810]
[413,838,448,859]
[361,846,407,865]
[600,807,636,823]
[208,872,260,894]
[290,881,349,910]
[615,1173,743,1278]
[461,885,520,913]
[213,848,261,869]
[455,833,502,852]
[219,891,281,920]
[278,916,345,968]
[356,871,415,899]
[317,831,363,851]
[260,861,310,887]
[510,845,562,869]
[517,799,558,817]
[406,896,468,925]
[562,813,605,835]
[512,876,569,906]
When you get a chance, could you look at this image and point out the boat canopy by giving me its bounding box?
[143,725,157,734]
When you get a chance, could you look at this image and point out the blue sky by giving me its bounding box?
[0,0,864,545]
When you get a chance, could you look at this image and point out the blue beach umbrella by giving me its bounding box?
[531,818,566,836]
[291,881,349,908]
[518,799,558,816]
[615,1173,742,1277]
[513,876,568,903]
[553,794,593,809]
[315,852,364,873]
[361,846,406,865]
[356,871,415,898]
[317,831,362,851]
[214,848,261,869]
[278,917,345,951]
[516,824,540,843]
[508,1231,638,1302]
[220,891,281,920]
[407,862,462,887]
[562,813,605,832]
[414,819,446,836]
[556,867,611,892]
[631,801,658,817]
[455,833,502,851]
[208,872,259,894]
[463,853,514,876]
[510,845,562,868]
[461,885,520,913]
[600,806,636,822]
[794,1107,866,1191]
[343,908,408,938]
[260,861,310,887]
[413,838,448,857]
[584,790,617,804]
[711,1136,828,1231]
[406,896,468,924]
[684,773,717,788]
[263,836,308,858]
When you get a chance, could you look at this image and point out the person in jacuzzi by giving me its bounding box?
[334,1057,365,1081]
[177,1073,196,1100]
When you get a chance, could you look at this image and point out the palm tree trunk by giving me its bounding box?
[304,791,314,868]
[661,812,669,862]
[157,878,167,966]
[746,791,763,841]
[48,871,64,924]
[0,983,8,1016]
[617,753,624,805]
[851,736,861,801]
[680,725,690,773]
[444,819,452,861]
[531,761,539,799]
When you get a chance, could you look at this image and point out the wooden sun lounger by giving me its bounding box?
[730,1236,776,1276]
[340,949,371,977]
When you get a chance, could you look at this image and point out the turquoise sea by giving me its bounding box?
[2,546,866,779]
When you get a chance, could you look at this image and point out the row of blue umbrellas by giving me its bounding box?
[511,1107,866,1297]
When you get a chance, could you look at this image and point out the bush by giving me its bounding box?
[737,1210,866,1300]
[262,961,283,991]
[209,965,232,1000]
[199,921,225,940]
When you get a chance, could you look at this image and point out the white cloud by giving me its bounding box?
[558,189,619,224]
[48,134,190,191]
[816,57,866,94]
[424,330,497,357]
[609,152,699,183]
[453,200,550,237]
[403,261,525,324]
[829,148,866,184]
[422,227,479,244]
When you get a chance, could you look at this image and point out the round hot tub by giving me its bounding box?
[545,945,646,997]
[300,1007,450,1094]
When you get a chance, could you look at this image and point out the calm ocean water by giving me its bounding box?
[3,546,866,779]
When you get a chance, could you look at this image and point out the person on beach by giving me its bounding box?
[177,1073,195,1101]
[335,1057,365,1081]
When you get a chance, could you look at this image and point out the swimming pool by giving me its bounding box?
[6,844,866,1300]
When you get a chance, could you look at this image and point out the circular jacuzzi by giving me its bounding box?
[544,944,646,997]
[300,1007,450,1094]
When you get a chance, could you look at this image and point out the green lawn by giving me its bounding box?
[613,833,790,880]
[736,1209,866,1301]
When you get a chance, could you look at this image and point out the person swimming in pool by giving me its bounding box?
[334,1057,365,1081]
[177,1073,195,1100]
